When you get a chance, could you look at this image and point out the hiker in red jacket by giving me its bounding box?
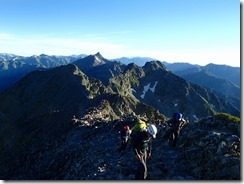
[119,125,131,153]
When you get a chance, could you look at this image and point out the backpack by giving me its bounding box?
[131,119,147,132]
[129,118,147,145]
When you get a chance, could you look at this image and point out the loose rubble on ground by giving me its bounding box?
[66,109,240,180]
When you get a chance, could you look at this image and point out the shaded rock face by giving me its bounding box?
[0,113,239,180]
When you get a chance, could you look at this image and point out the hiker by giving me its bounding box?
[130,116,147,145]
[119,125,131,152]
[164,113,188,147]
[131,124,157,180]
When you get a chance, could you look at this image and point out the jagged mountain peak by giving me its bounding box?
[57,63,82,73]
[123,63,145,78]
[87,52,109,63]
[94,52,103,59]
[39,53,49,57]
[73,52,110,71]
[87,52,105,63]
[205,63,228,68]
[34,64,84,78]
[124,62,140,71]
[143,60,167,71]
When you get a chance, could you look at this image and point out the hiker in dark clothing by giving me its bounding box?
[164,113,187,147]
[119,126,131,152]
[131,124,157,180]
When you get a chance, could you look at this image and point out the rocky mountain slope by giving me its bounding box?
[74,54,127,86]
[0,53,240,180]
[165,63,240,103]
[70,53,239,119]
[181,70,240,99]
[0,63,163,155]
[0,111,239,180]
[0,53,238,122]
[108,60,239,120]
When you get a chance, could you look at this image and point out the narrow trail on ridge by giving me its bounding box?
[61,116,240,180]
[64,116,196,180]
[83,123,196,180]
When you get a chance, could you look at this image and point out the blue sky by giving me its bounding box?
[0,0,240,67]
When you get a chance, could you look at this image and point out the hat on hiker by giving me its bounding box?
[147,124,157,138]
[176,113,182,121]
[124,126,130,131]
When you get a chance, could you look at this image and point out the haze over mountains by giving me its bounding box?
[0,52,240,180]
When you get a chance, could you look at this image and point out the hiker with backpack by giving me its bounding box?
[129,115,147,145]
[131,124,157,180]
[164,112,188,148]
[118,125,131,153]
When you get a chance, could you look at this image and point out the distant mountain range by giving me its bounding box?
[0,52,240,109]
[0,53,87,91]
[0,52,239,121]
[165,62,240,87]
[163,62,240,110]
[112,56,155,66]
